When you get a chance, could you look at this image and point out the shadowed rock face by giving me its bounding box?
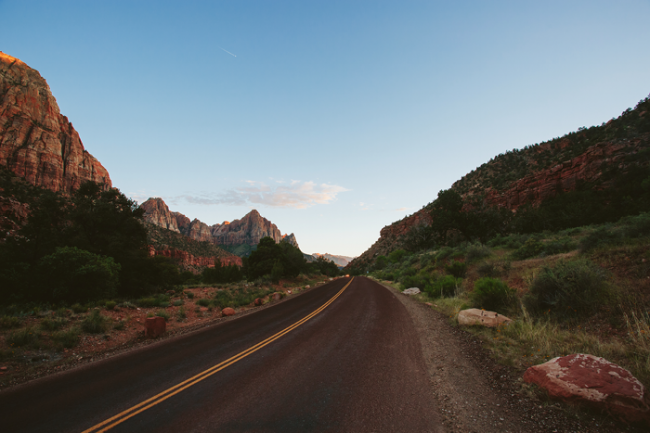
[0,51,111,193]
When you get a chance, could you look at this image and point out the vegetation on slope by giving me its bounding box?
[369,213,650,389]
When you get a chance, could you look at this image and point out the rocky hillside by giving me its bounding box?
[348,95,650,270]
[0,52,111,193]
[146,222,242,270]
[141,197,288,257]
[312,253,356,267]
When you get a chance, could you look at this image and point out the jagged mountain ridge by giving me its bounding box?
[141,197,295,257]
[347,95,650,270]
[311,253,355,267]
[0,52,111,193]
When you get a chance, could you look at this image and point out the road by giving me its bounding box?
[0,277,441,432]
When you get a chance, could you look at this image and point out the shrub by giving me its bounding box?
[0,316,22,329]
[196,298,210,307]
[428,275,459,298]
[435,247,454,261]
[512,237,544,260]
[186,291,195,299]
[52,327,80,349]
[465,243,491,262]
[136,294,170,308]
[37,246,120,302]
[524,259,610,320]
[543,238,576,255]
[477,262,500,278]
[71,303,87,314]
[177,307,186,320]
[445,260,467,278]
[7,327,39,347]
[105,300,117,310]
[388,249,408,263]
[374,255,389,270]
[471,278,515,312]
[39,317,67,331]
[82,309,109,334]
[155,310,170,321]
[119,301,136,309]
[172,299,183,306]
[400,275,429,291]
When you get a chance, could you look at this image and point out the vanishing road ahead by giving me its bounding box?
[1,277,441,432]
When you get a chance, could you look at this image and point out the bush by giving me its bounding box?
[543,238,577,255]
[196,298,210,307]
[428,275,459,298]
[374,255,389,270]
[172,299,183,306]
[177,307,186,320]
[136,294,170,308]
[71,303,87,314]
[471,278,515,312]
[155,310,170,321]
[52,327,80,349]
[105,300,117,310]
[37,246,121,302]
[186,291,195,299]
[524,259,610,320]
[389,249,408,263]
[435,247,454,261]
[512,237,544,260]
[0,315,22,329]
[82,309,109,334]
[465,243,491,262]
[7,327,39,347]
[477,262,500,278]
[39,317,67,331]
[445,260,467,278]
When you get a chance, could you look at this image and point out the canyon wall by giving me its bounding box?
[0,51,111,193]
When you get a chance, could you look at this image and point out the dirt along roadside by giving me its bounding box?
[378,280,642,433]
[0,278,334,392]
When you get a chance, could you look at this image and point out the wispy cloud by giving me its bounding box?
[219,47,237,57]
[179,181,349,209]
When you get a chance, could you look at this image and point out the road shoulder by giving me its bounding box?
[377,280,638,433]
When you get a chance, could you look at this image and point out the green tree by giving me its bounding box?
[36,246,120,302]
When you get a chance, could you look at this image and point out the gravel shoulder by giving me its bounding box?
[379,280,642,433]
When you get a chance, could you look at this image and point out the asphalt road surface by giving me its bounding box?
[1,277,442,432]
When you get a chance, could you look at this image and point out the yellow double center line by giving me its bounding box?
[83,277,354,433]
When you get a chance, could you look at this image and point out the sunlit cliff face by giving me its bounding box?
[223,221,230,225]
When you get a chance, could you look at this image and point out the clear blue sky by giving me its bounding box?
[2,0,649,257]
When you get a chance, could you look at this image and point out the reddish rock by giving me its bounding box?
[524,354,650,423]
[254,298,262,306]
[141,198,180,232]
[144,317,166,338]
[221,307,235,317]
[212,209,282,246]
[272,293,282,301]
[148,247,242,268]
[0,52,111,193]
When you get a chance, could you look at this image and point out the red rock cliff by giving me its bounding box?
[0,52,111,193]
[212,209,283,246]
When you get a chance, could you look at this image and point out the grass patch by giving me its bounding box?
[81,309,110,334]
[0,316,22,329]
[51,327,80,349]
[39,317,67,331]
[155,310,170,321]
[6,327,39,348]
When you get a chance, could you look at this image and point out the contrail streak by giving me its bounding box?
[219,47,237,57]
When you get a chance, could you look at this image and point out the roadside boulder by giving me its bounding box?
[272,292,282,301]
[457,308,512,327]
[222,307,236,317]
[144,317,166,338]
[402,287,421,295]
[524,354,650,423]
[254,298,262,306]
